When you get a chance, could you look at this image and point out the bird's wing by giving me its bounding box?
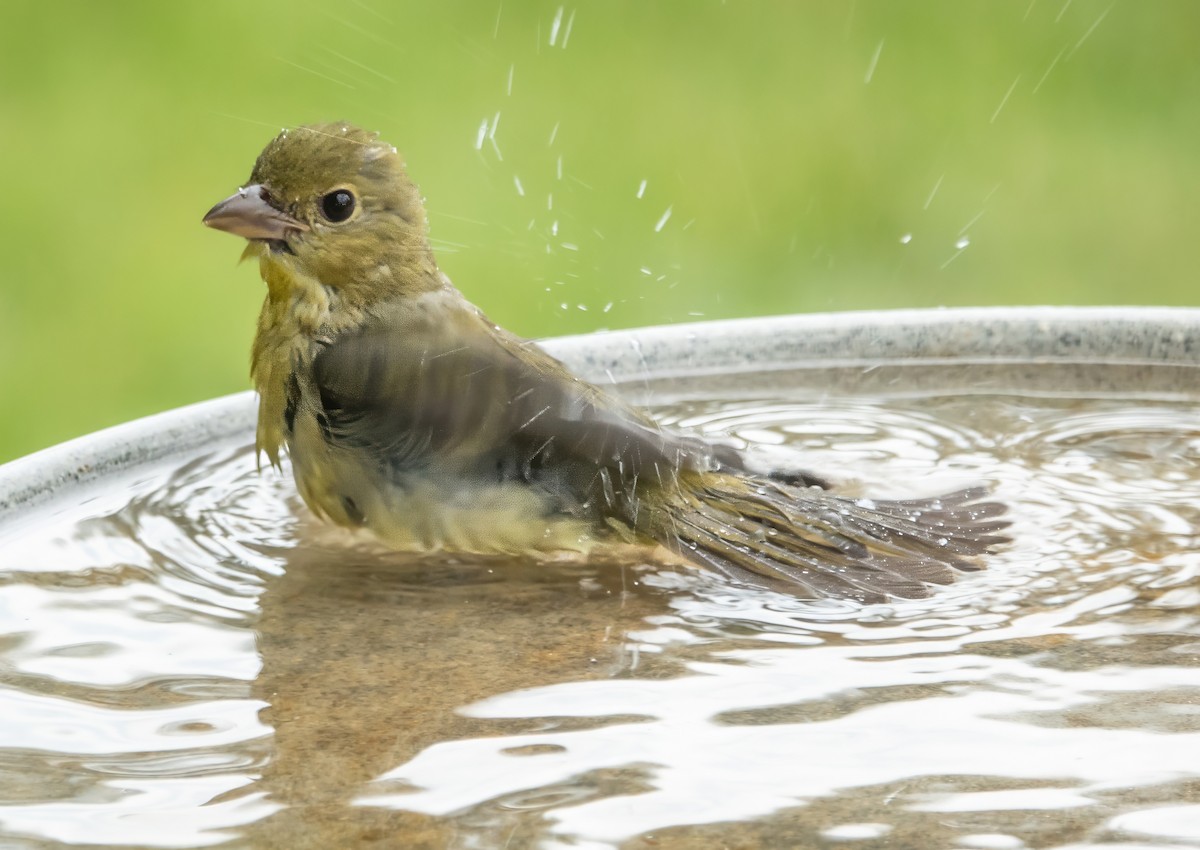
[309,302,737,481]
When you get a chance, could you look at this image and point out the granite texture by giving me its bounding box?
[1,306,1197,522]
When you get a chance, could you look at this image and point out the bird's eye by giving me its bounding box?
[320,189,356,222]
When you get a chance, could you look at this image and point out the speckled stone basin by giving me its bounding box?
[3,305,1200,850]
[2,305,1196,519]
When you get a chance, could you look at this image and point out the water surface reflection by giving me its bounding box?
[1,391,1198,849]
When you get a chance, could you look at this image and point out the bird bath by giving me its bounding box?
[1,306,1199,849]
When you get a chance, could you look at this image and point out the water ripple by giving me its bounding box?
[1,391,1198,848]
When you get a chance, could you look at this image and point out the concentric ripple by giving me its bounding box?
[0,445,289,847]
[1,388,1199,849]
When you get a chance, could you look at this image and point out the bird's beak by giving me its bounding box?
[202,184,309,240]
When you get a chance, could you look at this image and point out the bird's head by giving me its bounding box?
[204,123,438,303]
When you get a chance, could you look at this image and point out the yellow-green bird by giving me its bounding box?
[203,122,1007,602]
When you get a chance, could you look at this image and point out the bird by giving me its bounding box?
[202,122,1008,603]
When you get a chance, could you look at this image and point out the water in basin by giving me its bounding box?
[2,363,1198,849]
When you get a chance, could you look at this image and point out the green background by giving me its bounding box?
[1,1,1195,463]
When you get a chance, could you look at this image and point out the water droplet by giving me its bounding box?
[654,205,673,232]
[561,9,576,48]
[864,39,884,84]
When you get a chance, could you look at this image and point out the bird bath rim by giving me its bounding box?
[1,305,1197,524]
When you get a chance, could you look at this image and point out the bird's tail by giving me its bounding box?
[645,475,1009,602]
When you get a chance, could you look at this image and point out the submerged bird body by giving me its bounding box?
[205,123,1007,602]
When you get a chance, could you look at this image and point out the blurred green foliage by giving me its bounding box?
[1,1,1196,462]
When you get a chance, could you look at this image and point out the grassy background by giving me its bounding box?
[1,1,1196,462]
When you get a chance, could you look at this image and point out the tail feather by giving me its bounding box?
[675,507,935,600]
[650,476,1010,603]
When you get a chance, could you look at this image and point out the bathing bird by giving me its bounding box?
[203,122,1008,602]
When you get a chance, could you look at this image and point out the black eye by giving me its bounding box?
[320,189,356,222]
